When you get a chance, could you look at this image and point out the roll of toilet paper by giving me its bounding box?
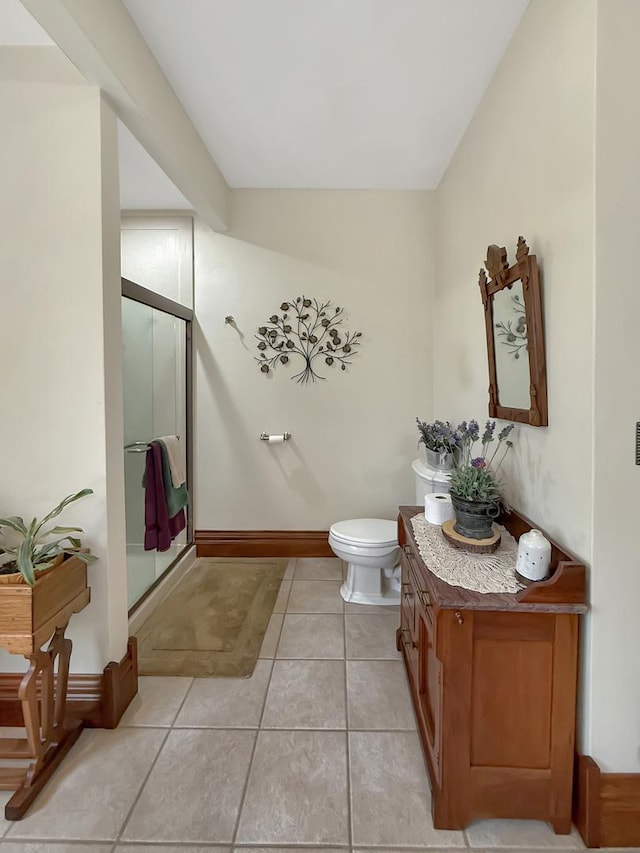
[266,435,285,444]
[425,492,455,526]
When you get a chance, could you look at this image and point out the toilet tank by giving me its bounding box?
[411,458,452,504]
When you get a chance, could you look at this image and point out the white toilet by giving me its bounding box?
[328,518,401,606]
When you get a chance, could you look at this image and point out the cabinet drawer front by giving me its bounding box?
[401,582,416,643]
[405,550,435,629]
[401,551,418,643]
[399,614,418,680]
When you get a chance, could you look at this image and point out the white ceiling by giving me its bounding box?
[1,0,529,199]
[123,0,529,189]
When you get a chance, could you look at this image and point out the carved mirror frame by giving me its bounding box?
[479,236,548,426]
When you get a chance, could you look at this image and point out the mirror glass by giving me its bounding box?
[492,280,530,410]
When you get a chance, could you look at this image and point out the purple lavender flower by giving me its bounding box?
[482,420,495,443]
[449,417,516,503]
[416,418,457,452]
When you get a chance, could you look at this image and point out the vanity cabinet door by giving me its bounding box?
[418,606,443,785]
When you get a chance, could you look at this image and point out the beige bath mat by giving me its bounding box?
[136,557,287,677]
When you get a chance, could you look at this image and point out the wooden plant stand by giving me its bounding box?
[0,555,90,820]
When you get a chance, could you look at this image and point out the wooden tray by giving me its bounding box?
[441,518,501,554]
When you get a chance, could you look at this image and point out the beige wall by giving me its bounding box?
[591,0,640,772]
[436,0,640,772]
[435,0,596,560]
[0,45,85,84]
[194,190,435,529]
[0,63,128,671]
[121,215,194,307]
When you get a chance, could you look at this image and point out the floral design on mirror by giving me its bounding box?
[479,236,548,426]
[255,296,362,384]
[495,292,527,360]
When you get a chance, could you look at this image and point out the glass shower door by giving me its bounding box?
[122,296,188,609]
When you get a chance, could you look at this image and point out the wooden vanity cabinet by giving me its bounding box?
[396,506,587,834]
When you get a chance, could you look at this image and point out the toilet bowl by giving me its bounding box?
[328,518,401,606]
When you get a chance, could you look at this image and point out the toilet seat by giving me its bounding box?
[329,518,397,548]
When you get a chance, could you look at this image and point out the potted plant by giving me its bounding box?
[416,418,458,470]
[0,489,97,584]
[449,420,515,539]
[0,489,96,655]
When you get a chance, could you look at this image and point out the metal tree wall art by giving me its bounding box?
[255,296,362,384]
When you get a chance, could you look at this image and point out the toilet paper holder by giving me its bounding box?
[260,431,291,441]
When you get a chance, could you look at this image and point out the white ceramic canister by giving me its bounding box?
[516,528,552,582]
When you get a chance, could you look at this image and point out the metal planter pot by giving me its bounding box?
[450,494,500,540]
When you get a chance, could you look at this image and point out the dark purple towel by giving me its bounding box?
[144,441,186,552]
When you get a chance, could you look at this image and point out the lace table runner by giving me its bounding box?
[410,513,525,594]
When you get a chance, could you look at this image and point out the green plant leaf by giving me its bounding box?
[16,539,36,586]
[33,536,83,563]
[74,553,98,564]
[0,546,17,556]
[0,491,95,582]
[33,542,64,562]
[0,517,27,536]
[47,526,84,535]
[34,489,94,536]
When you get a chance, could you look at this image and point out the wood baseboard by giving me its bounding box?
[574,753,640,846]
[575,755,601,847]
[195,529,333,558]
[100,636,139,728]
[0,636,138,730]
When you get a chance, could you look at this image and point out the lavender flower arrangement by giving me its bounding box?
[415,419,458,454]
[449,420,515,504]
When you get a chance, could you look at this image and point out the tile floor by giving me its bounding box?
[0,557,595,852]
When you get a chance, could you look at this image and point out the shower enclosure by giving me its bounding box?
[122,279,193,610]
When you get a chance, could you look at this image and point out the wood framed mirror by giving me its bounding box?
[479,236,548,426]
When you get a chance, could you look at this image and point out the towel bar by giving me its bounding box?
[124,441,149,453]
[124,436,181,453]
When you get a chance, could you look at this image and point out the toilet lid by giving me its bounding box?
[330,518,397,547]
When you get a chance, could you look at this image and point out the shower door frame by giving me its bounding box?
[122,277,194,613]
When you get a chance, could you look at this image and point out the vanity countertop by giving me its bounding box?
[398,505,587,614]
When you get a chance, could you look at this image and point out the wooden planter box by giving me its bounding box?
[0,555,91,656]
